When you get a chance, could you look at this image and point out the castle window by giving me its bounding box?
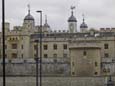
[53,44,57,50]
[53,54,57,62]
[34,54,37,58]
[104,44,108,49]
[83,51,87,56]
[44,54,48,58]
[44,45,48,50]
[34,45,38,50]
[12,43,17,49]
[63,44,67,49]
[16,37,18,40]
[21,45,23,49]
[72,72,75,75]
[95,62,98,67]
[13,38,14,40]
[103,68,110,73]
[10,38,11,40]
[105,53,109,58]
[21,54,23,58]
[63,54,67,58]
[103,68,106,72]
[53,54,57,58]
[12,53,17,58]
[94,72,98,75]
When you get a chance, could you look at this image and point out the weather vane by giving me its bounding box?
[27,4,30,14]
[71,6,76,11]
[82,14,84,17]
[45,15,47,23]
[82,14,85,22]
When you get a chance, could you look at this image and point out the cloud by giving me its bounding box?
[0,0,115,30]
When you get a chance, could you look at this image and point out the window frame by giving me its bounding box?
[63,44,67,50]
[53,44,57,50]
[11,43,17,49]
[44,54,48,58]
[104,43,108,49]
[44,44,48,50]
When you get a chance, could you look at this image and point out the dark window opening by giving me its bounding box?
[34,45,38,50]
[94,72,98,75]
[44,54,48,58]
[105,53,109,58]
[44,45,48,50]
[63,44,67,49]
[12,53,17,58]
[83,51,87,56]
[95,62,98,67]
[104,44,108,49]
[21,45,23,49]
[54,44,57,50]
[72,72,75,75]
[12,43,17,49]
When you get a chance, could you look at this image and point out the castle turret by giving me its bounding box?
[80,14,88,33]
[23,5,35,29]
[43,15,51,33]
[68,6,77,33]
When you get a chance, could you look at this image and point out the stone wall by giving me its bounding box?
[0,59,70,76]
[0,77,114,86]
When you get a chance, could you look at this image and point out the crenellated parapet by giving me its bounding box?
[100,28,115,32]
[49,30,69,33]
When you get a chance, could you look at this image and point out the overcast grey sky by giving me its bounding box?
[0,0,115,31]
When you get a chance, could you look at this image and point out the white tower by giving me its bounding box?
[23,4,35,29]
[68,6,77,33]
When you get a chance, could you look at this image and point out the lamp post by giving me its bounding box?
[2,0,6,86]
[36,10,42,86]
[34,40,39,86]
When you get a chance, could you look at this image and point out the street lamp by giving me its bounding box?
[2,0,6,86]
[36,10,42,86]
[34,39,39,86]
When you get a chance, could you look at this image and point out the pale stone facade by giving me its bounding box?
[0,6,115,76]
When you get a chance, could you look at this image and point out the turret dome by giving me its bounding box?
[24,14,34,20]
[24,5,34,21]
[68,11,77,22]
[80,14,88,28]
[80,22,88,28]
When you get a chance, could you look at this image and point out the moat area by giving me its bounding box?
[0,76,114,86]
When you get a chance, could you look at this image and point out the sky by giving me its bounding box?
[0,0,115,31]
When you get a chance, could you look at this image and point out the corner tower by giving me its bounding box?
[68,6,77,33]
[43,15,51,33]
[80,14,88,32]
[23,5,35,28]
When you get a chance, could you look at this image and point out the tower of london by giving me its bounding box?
[0,6,115,77]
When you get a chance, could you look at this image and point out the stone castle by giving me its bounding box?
[0,6,115,77]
